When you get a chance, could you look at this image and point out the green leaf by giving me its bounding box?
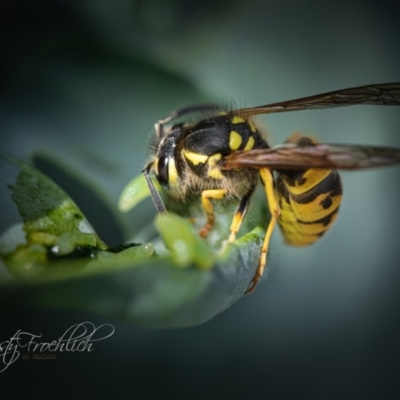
[154,213,215,270]
[0,152,268,327]
[118,174,157,213]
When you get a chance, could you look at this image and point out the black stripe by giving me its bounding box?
[276,177,291,204]
[289,170,342,205]
[297,205,340,227]
[236,184,257,215]
[320,196,333,209]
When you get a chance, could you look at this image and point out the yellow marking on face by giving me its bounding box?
[182,149,208,165]
[232,116,246,124]
[229,130,242,150]
[168,158,178,184]
[208,168,224,179]
[243,136,255,151]
[217,111,227,116]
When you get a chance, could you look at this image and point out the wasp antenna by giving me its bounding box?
[142,163,167,214]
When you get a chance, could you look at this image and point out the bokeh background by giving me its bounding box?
[1,0,400,398]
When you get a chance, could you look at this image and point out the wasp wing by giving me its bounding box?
[233,83,400,117]
[221,144,400,170]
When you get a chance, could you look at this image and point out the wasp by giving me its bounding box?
[141,83,400,293]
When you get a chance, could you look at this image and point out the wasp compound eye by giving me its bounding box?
[157,155,169,186]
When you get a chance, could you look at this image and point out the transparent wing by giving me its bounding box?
[221,144,400,170]
[233,83,400,117]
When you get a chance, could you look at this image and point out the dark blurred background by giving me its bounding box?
[1,0,400,398]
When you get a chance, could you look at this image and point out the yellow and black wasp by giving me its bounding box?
[142,83,400,293]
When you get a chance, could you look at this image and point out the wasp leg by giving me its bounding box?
[199,189,227,237]
[228,185,257,242]
[246,168,280,294]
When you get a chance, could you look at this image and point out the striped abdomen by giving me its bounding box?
[276,156,343,247]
